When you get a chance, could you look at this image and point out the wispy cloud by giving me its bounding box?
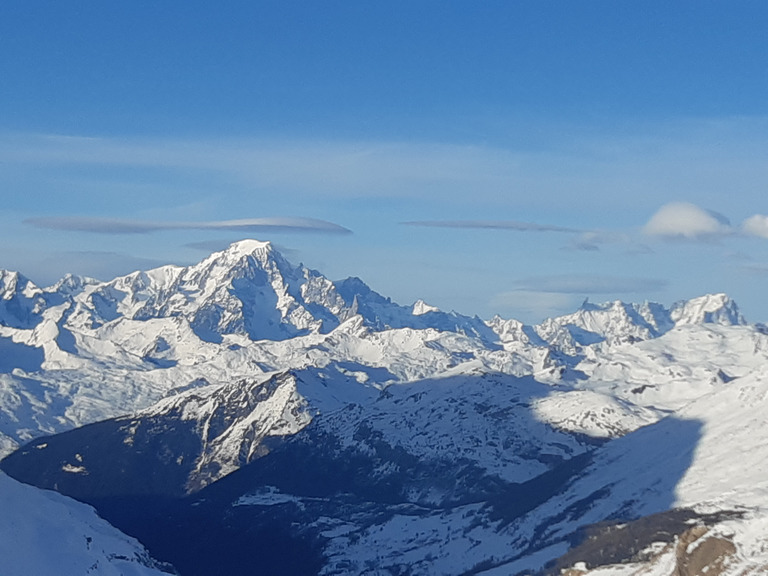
[4,120,768,216]
[562,231,637,252]
[25,216,352,235]
[741,262,768,275]
[402,220,579,233]
[0,133,528,202]
[569,239,601,252]
[642,202,732,240]
[509,274,668,294]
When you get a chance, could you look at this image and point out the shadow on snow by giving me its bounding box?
[0,371,704,576]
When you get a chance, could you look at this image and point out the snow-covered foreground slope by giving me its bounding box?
[0,472,172,576]
[3,239,768,575]
[474,365,768,576]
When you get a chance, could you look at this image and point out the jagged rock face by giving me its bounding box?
[554,517,740,576]
[1,372,314,498]
[0,372,596,501]
[70,241,343,341]
[674,526,737,576]
[547,509,741,575]
[670,293,746,327]
[5,239,501,344]
[0,270,46,329]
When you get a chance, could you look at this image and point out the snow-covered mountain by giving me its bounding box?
[0,240,503,456]
[2,239,767,575]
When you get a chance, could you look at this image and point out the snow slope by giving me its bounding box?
[472,363,768,576]
[0,471,172,576]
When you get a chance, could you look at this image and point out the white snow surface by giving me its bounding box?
[0,471,171,576]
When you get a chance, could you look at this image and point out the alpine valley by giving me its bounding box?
[2,239,768,576]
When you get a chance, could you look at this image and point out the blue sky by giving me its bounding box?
[2,1,768,322]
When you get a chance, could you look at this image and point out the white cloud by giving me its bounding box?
[742,214,768,239]
[643,202,732,240]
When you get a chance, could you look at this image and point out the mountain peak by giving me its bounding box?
[225,238,272,253]
[0,270,38,298]
[49,273,98,295]
[670,292,745,327]
[192,239,281,281]
[214,239,274,261]
[412,299,440,316]
[0,270,45,329]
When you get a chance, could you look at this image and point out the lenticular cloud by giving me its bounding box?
[24,216,352,236]
[643,202,731,240]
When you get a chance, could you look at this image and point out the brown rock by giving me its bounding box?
[673,525,735,576]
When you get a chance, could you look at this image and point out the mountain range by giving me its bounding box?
[1,239,767,576]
